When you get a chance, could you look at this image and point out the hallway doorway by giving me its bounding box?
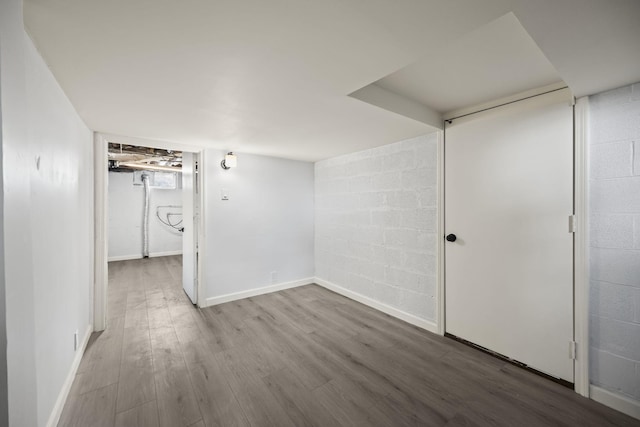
[94,134,205,331]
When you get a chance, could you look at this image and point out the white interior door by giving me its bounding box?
[444,89,574,382]
[182,152,197,304]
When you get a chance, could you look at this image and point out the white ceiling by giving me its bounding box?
[23,0,640,162]
[374,13,562,114]
[509,0,640,98]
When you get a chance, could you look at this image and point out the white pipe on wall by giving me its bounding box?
[142,173,150,258]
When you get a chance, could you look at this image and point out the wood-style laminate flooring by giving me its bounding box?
[59,256,639,426]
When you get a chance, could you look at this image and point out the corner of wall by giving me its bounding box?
[314,277,438,334]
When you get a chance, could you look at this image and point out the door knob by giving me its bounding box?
[446,234,457,242]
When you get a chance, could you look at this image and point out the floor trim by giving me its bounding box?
[108,250,183,262]
[590,385,640,420]
[314,277,438,334]
[46,324,93,427]
[204,278,315,307]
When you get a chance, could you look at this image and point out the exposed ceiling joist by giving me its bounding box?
[108,143,182,173]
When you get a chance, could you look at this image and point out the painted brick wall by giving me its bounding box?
[315,134,438,322]
[589,82,640,402]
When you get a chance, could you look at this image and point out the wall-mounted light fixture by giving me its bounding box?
[220,152,237,170]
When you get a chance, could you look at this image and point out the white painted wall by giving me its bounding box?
[589,82,640,404]
[1,0,94,424]
[315,134,438,323]
[203,150,314,301]
[1,3,37,425]
[27,38,94,426]
[108,171,182,260]
[0,13,8,423]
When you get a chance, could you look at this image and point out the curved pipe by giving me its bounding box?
[142,173,150,258]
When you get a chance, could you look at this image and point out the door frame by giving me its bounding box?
[179,151,204,305]
[573,96,590,397]
[435,86,590,397]
[93,132,206,332]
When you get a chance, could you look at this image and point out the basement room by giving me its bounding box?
[0,0,639,426]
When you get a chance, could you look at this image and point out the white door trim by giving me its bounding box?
[93,133,206,331]
[443,82,568,122]
[436,129,446,336]
[574,96,590,397]
[93,133,108,331]
[195,152,206,308]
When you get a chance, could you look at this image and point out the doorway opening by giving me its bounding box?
[94,135,204,332]
[107,143,184,262]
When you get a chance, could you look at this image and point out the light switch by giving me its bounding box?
[221,188,229,201]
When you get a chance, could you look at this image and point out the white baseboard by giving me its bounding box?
[202,277,438,337]
[203,277,314,307]
[314,277,438,334]
[108,250,183,262]
[46,324,93,427]
[590,385,640,420]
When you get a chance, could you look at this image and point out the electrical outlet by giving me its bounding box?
[74,330,79,351]
[271,271,278,284]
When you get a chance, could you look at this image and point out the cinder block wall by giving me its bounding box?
[589,82,640,402]
[315,134,438,322]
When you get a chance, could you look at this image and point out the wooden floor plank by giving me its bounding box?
[69,365,120,397]
[147,306,174,330]
[312,378,396,427]
[59,383,118,427]
[124,306,149,329]
[116,327,155,413]
[76,316,124,377]
[59,256,639,427]
[116,361,155,414]
[150,327,185,373]
[114,400,159,427]
[154,363,202,427]
[185,356,250,427]
[242,314,335,390]
[262,368,343,427]
[218,349,297,427]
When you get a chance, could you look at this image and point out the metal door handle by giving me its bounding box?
[446,234,457,242]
